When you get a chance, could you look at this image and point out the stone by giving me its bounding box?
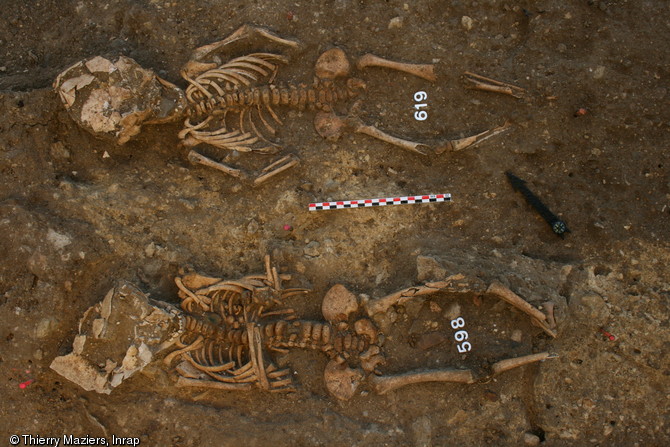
[303,241,321,257]
[593,65,606,79]
[411,416,432,447]
[416,255,447,282]
[461,16,474,31]
[572,293,610,325]
[35,317,59,339]
[388,17,404,30]
[443,303,461,321]
[523,432,541,446]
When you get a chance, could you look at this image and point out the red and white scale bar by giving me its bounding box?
[309,194,451,211]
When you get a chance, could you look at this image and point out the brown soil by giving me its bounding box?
[1,0,668,446]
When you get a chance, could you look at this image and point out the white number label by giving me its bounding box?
[451,317,465,329]
[457,341,472,353]
[450,317,472,353]
[413,91,428,121]
[455,330,468,341]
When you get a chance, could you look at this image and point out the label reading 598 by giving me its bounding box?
[450,317,472,353]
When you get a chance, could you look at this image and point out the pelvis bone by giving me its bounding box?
[52,256,556,400]
[54,25,521,185]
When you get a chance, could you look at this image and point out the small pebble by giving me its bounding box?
[510,329,523,342]
[593,65,606,79]
[524,432,541,446]
[388,16,403,29]
[303,241,321,257]
[603,424,614,436]
[483,390,499,402]
[246,219,259,234]
[461,16,474,30]
[444,303,461,321]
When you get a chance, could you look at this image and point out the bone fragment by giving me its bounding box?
[370,369,475,395]
[542,301,557,328]
[50,282,181,394]
[357,54,436,82]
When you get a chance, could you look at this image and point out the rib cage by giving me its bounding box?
[179,52,361,153]
[166,257,379,392]
[186,82,359,119]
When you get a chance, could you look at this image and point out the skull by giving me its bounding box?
[54,56,186,144]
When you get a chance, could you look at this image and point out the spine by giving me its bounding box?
[264,320,335,351]
[264,320,371,355]
[187,83,355,118]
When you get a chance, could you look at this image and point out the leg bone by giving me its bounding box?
[370,369,475,395]
[353,121,429,155]
[464,72,525,98]
[435,122,512,154]
[365,274,480,316]
[490,352,558,375]
[314,112,429,155]
[357,54,436,82]
[370,351,557,395]
[187,150,249,180]
[486,281,557,338]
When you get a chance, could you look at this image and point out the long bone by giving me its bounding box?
[370,352,557,395]
[356,54,437,82]
[464,72,525,98]
[360,278,558,396]
[365,276,556,337]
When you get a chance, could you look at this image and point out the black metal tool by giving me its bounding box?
[506,171,570,238]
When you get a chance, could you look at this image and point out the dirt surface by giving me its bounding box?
[1,0,669,446]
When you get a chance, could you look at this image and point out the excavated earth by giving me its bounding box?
[1,0,668,446]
